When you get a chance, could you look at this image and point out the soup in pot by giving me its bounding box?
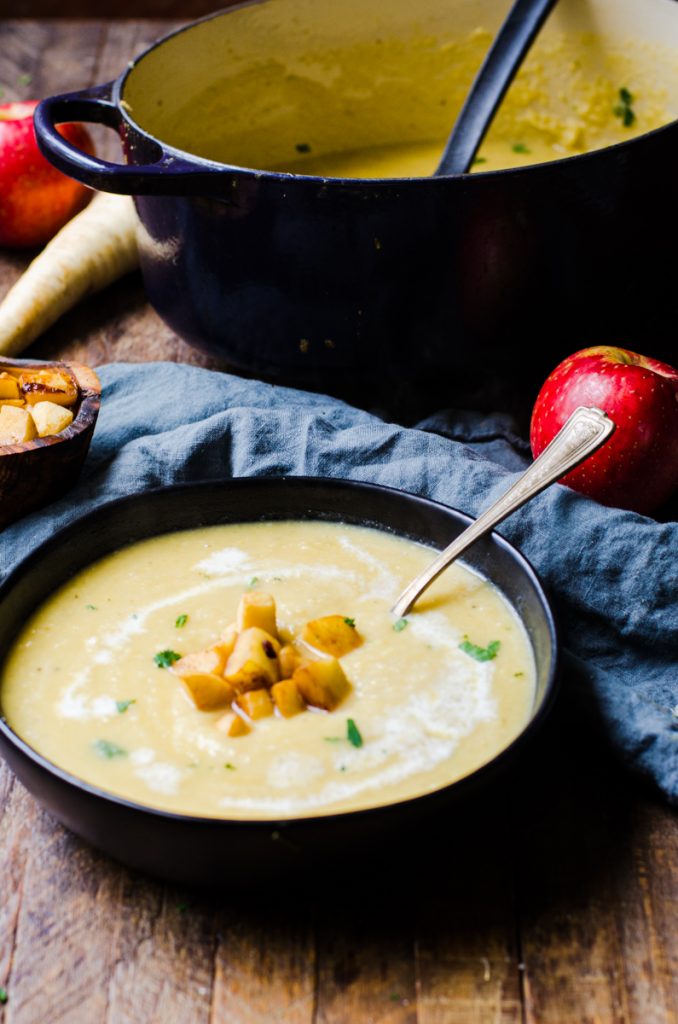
[122,0,678,176]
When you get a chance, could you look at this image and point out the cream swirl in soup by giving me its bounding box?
[0,521,535,819]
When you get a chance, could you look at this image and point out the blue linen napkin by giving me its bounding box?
[2,362,676,802]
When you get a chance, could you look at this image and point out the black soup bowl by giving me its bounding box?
[0,478,558,885]
[33,0,678,403]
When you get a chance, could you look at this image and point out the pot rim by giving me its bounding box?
[0,475,559,829]
[114,0,678,186]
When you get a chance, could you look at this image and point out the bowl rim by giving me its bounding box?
[0,356,101,458]
[115,0,678,186]
[0,475,560,828]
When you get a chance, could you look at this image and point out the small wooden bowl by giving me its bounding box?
[0,356,101,531]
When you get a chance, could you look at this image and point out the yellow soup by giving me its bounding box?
[1,521,536,819]
[122,0,678,178]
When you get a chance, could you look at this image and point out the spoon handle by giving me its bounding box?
[436,0,559,176]
[391,406,614,618]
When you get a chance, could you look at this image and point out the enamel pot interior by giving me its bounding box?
[120,0,678,177]
[0,478,557,885]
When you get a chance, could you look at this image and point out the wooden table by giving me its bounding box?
[1,19,677,1024]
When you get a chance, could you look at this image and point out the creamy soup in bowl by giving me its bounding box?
[0,479,557,881]
[1,519,536,819]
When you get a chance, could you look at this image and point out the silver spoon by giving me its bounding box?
[391,406,614,618]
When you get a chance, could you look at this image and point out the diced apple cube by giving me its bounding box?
[0,405,38,445]
[219,622,238,660]
[225,627,280,693]
[215,711,251,737]
[236,688,274,720]
[0,373,20,399]
[173,646,228,679]
[301,615,362,657]
[271,678,306,718]
[20,368,78,407]
[278,643,300,678]
[175,671,235,711]
[236,592,278,637]
[30,401,75,438]
[293,657,351,711]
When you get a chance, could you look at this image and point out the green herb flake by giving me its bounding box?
[93,739,127,759]
[344,617,356,628]
[459,638,501,662]
[323,736,343,743]
[175,614,188,628]
[347,718,363,748]
[17,73,32,86]
[512,142,530,154]
[472,156,487,165]
[614,87,636,127]
[247,576,259,589]
[390,993,401,1003]
[154,649,181,668]
[85,604,97,611]
[295,142,311,153]
[393,617,408,632]
[0,987,7,1005]
[116,699,136,714]
[224,763,236,771]
[514,671,525,678]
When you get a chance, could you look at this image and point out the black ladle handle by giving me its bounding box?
[435,0,559,176]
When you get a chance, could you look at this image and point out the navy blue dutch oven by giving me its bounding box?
[33,0,678,407]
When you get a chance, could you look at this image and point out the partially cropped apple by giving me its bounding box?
[530,346,678,515]
[0,100,94,248]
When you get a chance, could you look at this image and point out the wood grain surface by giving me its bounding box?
[0,20,676,1024]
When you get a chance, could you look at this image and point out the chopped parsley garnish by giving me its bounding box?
[247,577,259,589]
[295,142,311,153]
[614,87,636,127]
[393,617,408,632]
[512,142,530,154]
[0,987,7,1004]
[93,739,127,759]
[116,699,136,714]
[472,156,487,165]
[323,736,342,743]
[459,638,501,662]
[347,718,363,748]
[154,649,181,668]
[175,614,188,628]
[514,671,524,678]
[344,617,356,628]
[85,604,97,611]
[224,763,236,771]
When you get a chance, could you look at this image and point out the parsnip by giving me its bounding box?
[0,192,139,357]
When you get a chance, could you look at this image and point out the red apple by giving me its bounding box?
[0,100,95,248]
[530,346,678,515]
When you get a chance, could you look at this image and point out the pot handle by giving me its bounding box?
[34,82,221,195]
